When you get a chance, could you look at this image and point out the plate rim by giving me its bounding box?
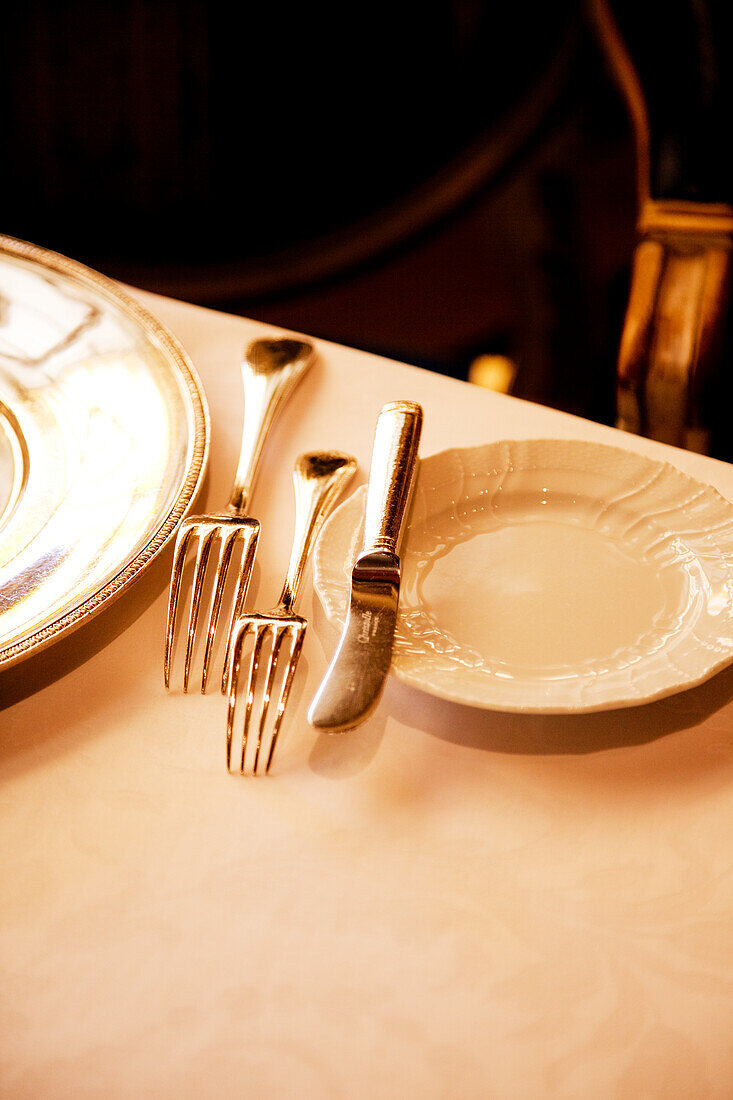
[313,437,733,714]
[0,233,210,670]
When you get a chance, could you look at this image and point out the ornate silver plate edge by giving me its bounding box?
[0,234,210,670]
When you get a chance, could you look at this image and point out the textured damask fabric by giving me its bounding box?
[2,290,733,1098]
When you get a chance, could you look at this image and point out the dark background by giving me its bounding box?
[1,1,643,424]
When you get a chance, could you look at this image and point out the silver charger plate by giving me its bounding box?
[0,236,209,671]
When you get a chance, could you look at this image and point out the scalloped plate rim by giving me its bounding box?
[312,438,733,714]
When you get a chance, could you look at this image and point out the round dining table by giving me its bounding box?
[2,285,733,1098]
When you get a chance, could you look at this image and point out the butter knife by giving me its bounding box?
[307,400,423,731]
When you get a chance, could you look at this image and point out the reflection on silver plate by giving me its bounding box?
[0,236,209,670]
[314,439,733,713]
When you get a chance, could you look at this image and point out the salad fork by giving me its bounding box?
[226,450,357,776]
[164,337,315,693]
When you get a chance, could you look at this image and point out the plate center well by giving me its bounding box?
[413,519,687,671]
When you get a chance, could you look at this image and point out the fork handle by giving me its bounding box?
[229,338,315,515]
[277,451,358,614]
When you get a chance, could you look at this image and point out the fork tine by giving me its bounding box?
[200,527,239,694]
[240,626,266,773]
[264,627,305,774]
[220,532,258,694]
[226,621,269,774]
[227,623,305,776]
[182,525,217,692]
[164,524,194,689]
[226,620,252,771]
[252,625,285,774]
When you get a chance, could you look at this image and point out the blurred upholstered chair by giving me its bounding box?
[593,0,732,460]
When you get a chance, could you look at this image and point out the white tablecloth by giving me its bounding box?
[2,289,733,1098]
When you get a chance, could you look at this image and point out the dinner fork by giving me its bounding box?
[164,337,315,693]
[226,450,357,776]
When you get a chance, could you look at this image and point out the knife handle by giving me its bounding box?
[362,401,423,555]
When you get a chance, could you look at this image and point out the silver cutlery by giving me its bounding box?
[164,337,314,693]
[307,400,422,732]
[226,450,357,775]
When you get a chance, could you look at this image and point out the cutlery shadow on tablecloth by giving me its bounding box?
[308,716,389,779]
[306,602,733,778]
[389,661,733,758]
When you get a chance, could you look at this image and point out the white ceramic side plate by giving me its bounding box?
[313,439,733,713]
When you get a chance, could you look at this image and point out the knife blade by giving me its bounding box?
[307,400,423,732]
